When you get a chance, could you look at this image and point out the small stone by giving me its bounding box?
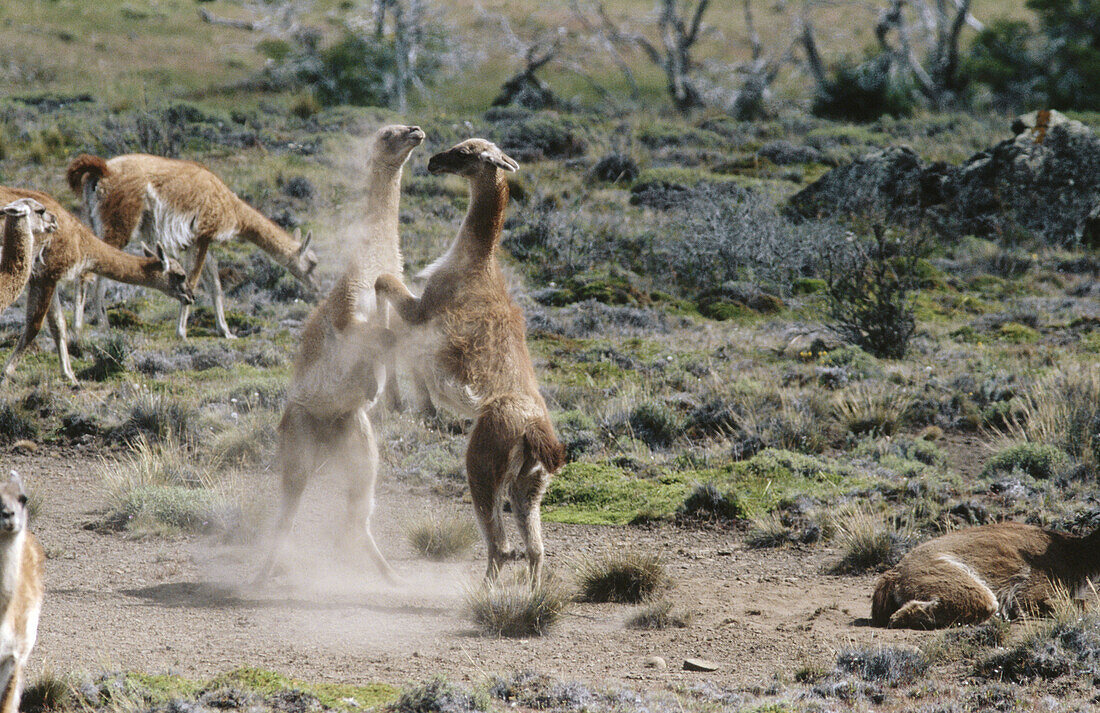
[643,656,667,670]
[683,658,719,672]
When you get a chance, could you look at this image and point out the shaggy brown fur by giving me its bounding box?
[66,152,317,339]
[376,138,566,582]
[0,199,56,312]
[872,521,1100,629]
[0,471,44,713]
[0,187,193,386]
[255,125,424,585]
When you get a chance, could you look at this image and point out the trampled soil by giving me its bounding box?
[13,446,929,691]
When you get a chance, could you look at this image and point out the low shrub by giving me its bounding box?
[835,646,928,684]
[388,677,485,713]
[979,614,1100,682]
[678,483,744,522]
[628,402,682,449]
[466,573,570,637]
[983,442,1071,480]
[626,599,692,630]
[406,516,478,561]
[575,549,668,603]
[812,57,917,122]
[831,507,909,574]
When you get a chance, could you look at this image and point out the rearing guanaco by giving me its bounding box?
[376,138,566,582]
[255,125,424,585]
[873,521,1100,629]
[0,186,193,386]
[66,153,317,340]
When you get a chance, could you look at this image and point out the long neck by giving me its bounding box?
[0,218,33,307]
[235,202,300,266]
[0,530,24,603]
[81,233,165,289]
[455,171,508,263]
[355,161,405,267]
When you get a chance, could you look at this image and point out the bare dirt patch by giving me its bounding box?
[21,446,928,690]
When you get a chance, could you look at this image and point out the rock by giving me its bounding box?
[683,658,720,672]
[643,656,667,670]
[1010,109,1071,137]
[788,112,1100,247]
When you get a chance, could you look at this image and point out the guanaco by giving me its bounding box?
[0,187,193,386]
[0,199,57,312]
[873,521,1100,629]
[255,125,424,584]
[66,153,317,339]
[376,138,566,582]
[0,471,44,713]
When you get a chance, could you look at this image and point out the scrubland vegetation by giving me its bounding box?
[3,0,1100,710]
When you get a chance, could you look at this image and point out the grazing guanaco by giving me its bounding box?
[873,521,1100,629]
[0,471,44,713]
[255,125,424,585]
[66,153,318,339]
[376,138,566,582]
[0,199,57,312]
[0,187,193,386]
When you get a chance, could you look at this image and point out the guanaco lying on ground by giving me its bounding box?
[873,521,1100,629]
[66,153,317,339]
[376,138,566,582]
[0,471,44,713]
[0,199,57,312]
[0,187,193,386]
[254,125,424,585]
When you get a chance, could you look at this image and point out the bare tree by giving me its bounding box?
[370,0,431,112]
[799,0,978,108]
[589,0,713,113]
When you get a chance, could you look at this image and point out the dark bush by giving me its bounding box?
[963,19,1046,111]
[496,115,586,161]
[0,402,38,443]
[679,483,744,521]
[389,678,484,713]
[824,225,923,359]
[628,403,682,449]
[591,153,639,183]
[77,335,131,382]
[813,57,917,122]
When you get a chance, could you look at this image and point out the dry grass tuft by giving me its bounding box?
[466,571,570,638]
[625,598,692,629]
[833,382,912,436]
[575,549,669,603]
[830,505,910,574]
[406,516,479,561]
[20,671,74,713]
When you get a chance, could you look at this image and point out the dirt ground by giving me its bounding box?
[13,446,931,692]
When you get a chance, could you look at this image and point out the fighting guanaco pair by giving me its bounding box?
[257,127,564,586]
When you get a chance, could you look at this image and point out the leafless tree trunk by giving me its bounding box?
[588,0,712,113]
[799,0,976,108]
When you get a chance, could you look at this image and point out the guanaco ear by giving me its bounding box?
[156,244,170,266]
[298,230,313,256]
[141,241,157,259]
[480,149,519,173]
[7,470,22,490]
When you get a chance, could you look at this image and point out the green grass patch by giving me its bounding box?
[544,449,868,525]
[212,667,397,710]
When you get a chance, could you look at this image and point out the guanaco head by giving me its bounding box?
[2,198,58,236]
[427,138,519,178]
[372,124,426,168]
[0,471,29,535]
[140,242,195,306]
[289,227,319,291]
